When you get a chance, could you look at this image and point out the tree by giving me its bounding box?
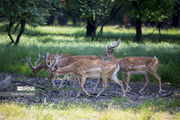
[78,0,126,40]
[130,0,173,42]
[0,0,60,46]
[56,0,80,26]
[172,0,180,27]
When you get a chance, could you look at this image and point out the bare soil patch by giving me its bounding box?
[0,73,179,108]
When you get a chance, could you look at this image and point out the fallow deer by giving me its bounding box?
[25,53,71,77]
[101,39,165,93]
[45,53,125,97]
[25,53,101,88]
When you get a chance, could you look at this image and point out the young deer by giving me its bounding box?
[101,39,165,93]
[25,53,101,88]
[45,53,125,97]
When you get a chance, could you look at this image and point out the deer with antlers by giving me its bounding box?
[25,53,70,77]
[45,52,125,97]
[25,53,101,88]
[101,39,165,93]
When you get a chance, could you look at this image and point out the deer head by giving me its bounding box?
[45,52,62,72]
[101,38,121,61]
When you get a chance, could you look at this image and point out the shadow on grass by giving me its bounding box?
[0,40,180,85]
[0,24,180,43]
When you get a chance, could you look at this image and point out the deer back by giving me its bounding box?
[118,57,159,72]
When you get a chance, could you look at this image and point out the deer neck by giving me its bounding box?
[108,55,120,64]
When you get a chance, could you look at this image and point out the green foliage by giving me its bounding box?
[78,0,111,19]
[130,0,173,23]
[0,0,60,26]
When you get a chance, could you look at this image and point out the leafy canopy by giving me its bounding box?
[130,0,173,23]
[0,0,60,26]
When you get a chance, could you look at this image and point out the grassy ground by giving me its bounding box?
[0,98,180,120]
[0,23,180,119]
[0,23,180,85]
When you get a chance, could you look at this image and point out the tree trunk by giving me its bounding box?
[96,20,108,39]
[7,21,15,46]
[13,22,20,34]
[157,22,161,36]
[86,18,96,40]
[58,10,67,25]
[172,13,179,27]
[72,16,77,26]
[133,1,142,42]
[14,19,26,46]
[135,19,142,42]
[172,1,180,27]
[46,15,55,25]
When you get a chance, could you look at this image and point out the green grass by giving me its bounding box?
[0,23,180,119]
[0,23,180,85]
[0,98,179,120]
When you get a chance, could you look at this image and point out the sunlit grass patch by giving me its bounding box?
[0,99,179,120]
[0,24,180,84]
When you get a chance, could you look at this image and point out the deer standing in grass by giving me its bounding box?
[25,53,101,88]
[101,39,165,93]
[45,53,125,97]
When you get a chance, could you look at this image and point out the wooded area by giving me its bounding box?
[0,0,180,45]
[0,0,180,120]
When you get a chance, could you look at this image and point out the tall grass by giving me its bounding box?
[0,23,180,85]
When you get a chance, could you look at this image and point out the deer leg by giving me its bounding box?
[33,66,42,78]
[139,73,150,93]
[48,72,56,88]
[58,73,69,89]
[124,72,131,92]
[52,80,56,88]
[79,77,91,97]
[110,75,125,97]
[96,77,107,97]
[149,71,165,93]
[93,78,100,91]
[122,77,130,90]
[76,77,81,97]
[72,73,77,87]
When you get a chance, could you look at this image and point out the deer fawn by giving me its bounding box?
[45,53,125,97]
[101,39,165,93]
[25,53,101,88]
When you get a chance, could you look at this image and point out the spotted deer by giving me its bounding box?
[45,53,125,97]
[101,39,165,93]
[25,53,101,88]
[25,53,70,77]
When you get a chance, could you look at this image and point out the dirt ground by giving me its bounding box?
[0,73,179,107]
